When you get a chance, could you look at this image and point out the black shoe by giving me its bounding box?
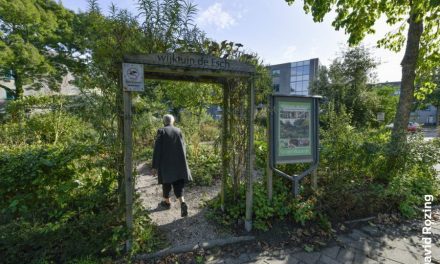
[181,202,188,217]
[159,201,171,209]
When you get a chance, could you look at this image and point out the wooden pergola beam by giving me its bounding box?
[121,53,256,250]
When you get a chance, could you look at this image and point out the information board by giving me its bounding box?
[272,96,319,164]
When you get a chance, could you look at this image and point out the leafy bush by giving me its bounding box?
[187,144,221,186]
[0,144,101,222]
[199,122,220,142]
[255,140,268,170]
[208,178,319,231]
[0,143,122,262]
[316,108,440,220]
[385,136,440,217]
[0,98,164,263]
[0,112,96,146]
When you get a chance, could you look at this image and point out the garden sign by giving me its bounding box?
[269,95,321,195]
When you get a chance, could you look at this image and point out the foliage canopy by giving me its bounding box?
[285,0,440,148]
[0,0,81,98]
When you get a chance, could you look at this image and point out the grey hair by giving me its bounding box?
[163,114,175,125]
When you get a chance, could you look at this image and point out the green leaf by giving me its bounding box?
[304,244,314,252]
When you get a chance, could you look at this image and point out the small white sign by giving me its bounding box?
[377,112,385,121]
[123,63,144,92]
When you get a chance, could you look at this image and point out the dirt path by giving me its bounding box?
[135,162,233,247]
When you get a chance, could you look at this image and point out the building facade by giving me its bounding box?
[269,58,319,96]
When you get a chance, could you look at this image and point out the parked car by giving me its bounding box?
[385,122,421,132]
[407,122,421,132]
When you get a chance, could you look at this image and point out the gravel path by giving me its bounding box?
[135,162,233,247]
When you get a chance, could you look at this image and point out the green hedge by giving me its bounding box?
[0,144,103,223]
[0,143,127,263]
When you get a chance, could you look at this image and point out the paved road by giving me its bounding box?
[205,218,440,264]
[423,127,439,140]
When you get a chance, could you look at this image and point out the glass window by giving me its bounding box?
[273,84,280,92]
[303,81,309,90]
[302,65,309,75]
[304,60,310,66]
[291,67,298,76]
[293,67,300,75]
[298,61,304,66]
[303,75,309,81]
[272,69,280,77]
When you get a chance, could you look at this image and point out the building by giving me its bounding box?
[414,104,437,125]
[0,73,16,113]
[269,58,320,96]
[0,73,80,113]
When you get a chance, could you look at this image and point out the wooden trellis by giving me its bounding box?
[121,53,256,250]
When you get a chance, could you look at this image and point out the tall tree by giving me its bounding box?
[312,46,379,127]
[285,0,440,147]
[0,0,78,99]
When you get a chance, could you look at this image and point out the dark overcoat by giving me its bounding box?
[152,125,192,184]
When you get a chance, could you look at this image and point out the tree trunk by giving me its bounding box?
[390,10,423,151]
[14,71,24,99]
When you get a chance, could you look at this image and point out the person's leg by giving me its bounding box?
[161,183,172,208]
[172,179,187,216]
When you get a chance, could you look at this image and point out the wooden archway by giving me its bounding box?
[121,53,256,249]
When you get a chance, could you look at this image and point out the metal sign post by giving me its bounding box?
[269,95,321,196]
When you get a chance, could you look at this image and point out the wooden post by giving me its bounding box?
[245,78,255,232]
[312,169,317,190]
[123,90,134,251]
[267,97,273,202]
[221,83,229,211]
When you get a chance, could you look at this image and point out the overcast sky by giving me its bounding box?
[63,0,405,83]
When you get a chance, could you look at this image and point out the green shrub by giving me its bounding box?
[315,108,440,220]
[255,140,268,170]
[187,144,221,186]
[199,122,220,142]
[208,178,318,231]
[0,144,101,222]
[0,143,164,263]
[0,110,164,262]
[0,112,96,146]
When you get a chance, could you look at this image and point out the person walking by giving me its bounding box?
[152,114,192,217]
